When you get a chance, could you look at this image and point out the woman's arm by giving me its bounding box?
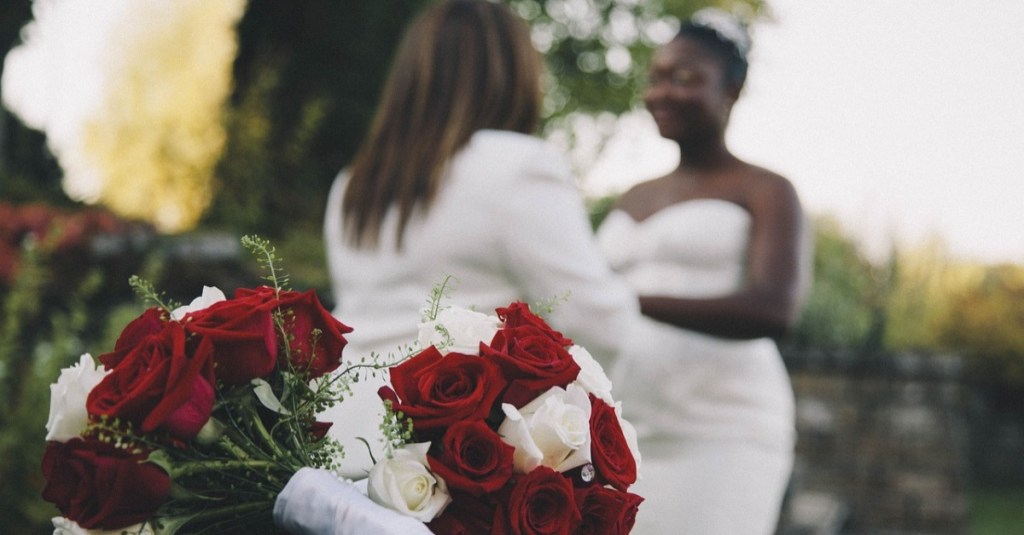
[497,144,644,362]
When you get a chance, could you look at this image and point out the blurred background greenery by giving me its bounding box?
[1,1,1022,533]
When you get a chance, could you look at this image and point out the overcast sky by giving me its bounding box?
[585,0,1024,264]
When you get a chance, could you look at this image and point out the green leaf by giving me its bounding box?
[251,378,291,415]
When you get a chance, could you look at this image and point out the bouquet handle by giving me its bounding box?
[274,467,432,535]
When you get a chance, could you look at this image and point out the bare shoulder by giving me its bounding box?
[613,175,672,218]
[737,164,801,211]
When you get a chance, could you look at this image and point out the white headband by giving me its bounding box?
[690,8,751,58]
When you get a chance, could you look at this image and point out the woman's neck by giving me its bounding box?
[676,136,735,172]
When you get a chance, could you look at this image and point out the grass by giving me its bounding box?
[970,486,1024,534]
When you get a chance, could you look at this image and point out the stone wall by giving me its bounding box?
[776,351,971,535]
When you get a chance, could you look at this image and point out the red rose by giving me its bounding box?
[502,467,580,535]
[427,490,499,534]
[573,485,644,535]
[495,302,573,347]
[161,370,216,440]
[182,288,279,385]
[428,420,515,495]
[98,307,166,370]
[308,420,333,441]
[41,438,170,530]
[378,346,507,436]
[588,396,637,491]
[482,328,579,408]
[481,303,579,407]
[87,323,216,440]
[236,287,352,379]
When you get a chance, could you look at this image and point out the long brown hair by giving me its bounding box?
[342,0,542,248]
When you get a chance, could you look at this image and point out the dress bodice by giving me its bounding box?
[596,198,795,453]
[597,199,750,299]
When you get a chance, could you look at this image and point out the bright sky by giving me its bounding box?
[584,0,1024,265]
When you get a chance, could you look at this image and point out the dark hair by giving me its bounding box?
[342,0,542,248]
[676,22,749,90]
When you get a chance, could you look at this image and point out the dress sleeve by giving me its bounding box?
[323,172,348,312]
[496,146,641,363]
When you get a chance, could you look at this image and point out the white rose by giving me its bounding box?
[613,401,643,477]
[568,345,613,403]
[417,305,500,355]
[171,285,226,320]
[45,354,110,442]
[367,442,451,522]
[498,384,592,474]
[52,517,154,535]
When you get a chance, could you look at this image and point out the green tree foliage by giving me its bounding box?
[881,239,969,353]
[2,0,764,233]
[790,216,888,352]
[519,0,766,118]
[206,0,765,237]
[205,0,432,236]
[0,3,67,206]
[939,264,1024,385]
[0,239,105,533]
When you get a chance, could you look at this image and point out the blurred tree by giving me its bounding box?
[0,2,67,206]
[938,264,1024,386]
[2,0,764,234]
[205,0,431,235]
[881,237,976,352]
[514,0,767,118]
[82,0,245,233]
[789,216,889,352]
[207,0,765,236]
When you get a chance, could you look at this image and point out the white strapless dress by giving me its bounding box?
[597,200,795,535]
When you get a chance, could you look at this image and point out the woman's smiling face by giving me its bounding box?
[643,36,737,144]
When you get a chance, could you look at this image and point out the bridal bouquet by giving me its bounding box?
[366,294,645,534]
[40,237,361,534]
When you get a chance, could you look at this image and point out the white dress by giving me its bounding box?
[596,200,796,535]
[321,129,654,479]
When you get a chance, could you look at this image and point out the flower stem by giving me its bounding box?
[250,410,301,467]
[169,459,278,479]
[156,499,272,534]
[218,433,260,461]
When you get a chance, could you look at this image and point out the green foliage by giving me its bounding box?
[205,0,765,238]
[129,275,180,315]
[938,264,1024,384]
[379,399,415,459]
[242,234,291,291]
[881,239,960,352]
[790,216,889,352]
[587,194,618,230]
[423,274,459,323]
[0,240,102,533]
[511,0,767,120]
[0,3,69,207]
[970,486,1024,535]
[204,0,433,237]
[2,0,766,235]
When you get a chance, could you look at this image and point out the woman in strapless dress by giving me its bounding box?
[596,9,812,535]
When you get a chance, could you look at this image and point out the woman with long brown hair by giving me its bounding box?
[319,0,652,481]
[276,2,669,532]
